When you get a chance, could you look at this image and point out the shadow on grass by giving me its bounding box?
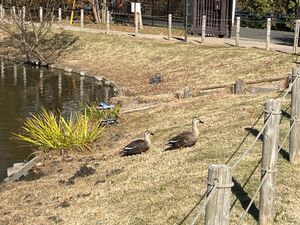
[244,127,263,141]
[231,176,259,221]
[231,159,261,222]
[224,112,264,165]
[245,125,289,161]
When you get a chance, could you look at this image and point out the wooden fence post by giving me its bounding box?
[58,8,62,22]
[106,10,110,34]
[168,14,172,41]
[289,67,300,162]
[235,17,240,47]
[259,99,281,225]
[39,7,43,23]
[12,6,16,18]
[266,18,271,51]
[204,164,232,225]
[80,9,84,28]
[22,6,25,21]
[134,4,138,37]
[0,5,3,19]
[202,15,206,43]
[293,20,300,54]
[138,12,143,30]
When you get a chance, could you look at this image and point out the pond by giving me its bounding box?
[0,60,116,181]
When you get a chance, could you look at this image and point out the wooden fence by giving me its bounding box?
[178,67,300,225]
[1,5,300,53]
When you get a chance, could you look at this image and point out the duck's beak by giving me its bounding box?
[199,120,204,124]
[150,132,155,135]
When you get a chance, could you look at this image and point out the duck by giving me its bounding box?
[120,130,154,156]
[165,118,204,150]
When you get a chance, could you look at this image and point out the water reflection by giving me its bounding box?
[0,61,116,180]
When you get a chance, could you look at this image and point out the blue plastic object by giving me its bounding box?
[98,102,115,110]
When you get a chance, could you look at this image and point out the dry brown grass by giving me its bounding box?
[59,31,295,97]
[1,30,299,225]
[1,91,300,225]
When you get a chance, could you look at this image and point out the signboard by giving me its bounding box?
[131,2,141,13]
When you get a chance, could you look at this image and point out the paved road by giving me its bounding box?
[231,27,294,46]
[112,14,295,46]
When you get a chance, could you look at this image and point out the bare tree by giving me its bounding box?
[0,0,78,65]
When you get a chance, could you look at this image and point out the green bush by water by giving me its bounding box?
[14,108,106,153]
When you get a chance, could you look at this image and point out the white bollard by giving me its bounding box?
[22,6,26,21]
[39,7,43,23]
[168,14,172,40]
[266,18,271,51]
[80,9,84,28]
[0,5,3,19]
[235,17,240,47]
[58,8,62,22]
[12,6,16,18]
[106,10,110,34]
[202,15,206,43]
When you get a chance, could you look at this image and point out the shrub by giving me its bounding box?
[14,108,105,153]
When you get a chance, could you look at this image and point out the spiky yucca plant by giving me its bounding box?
[14,108,105,153]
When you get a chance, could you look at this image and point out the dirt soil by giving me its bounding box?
[0,30,300,225]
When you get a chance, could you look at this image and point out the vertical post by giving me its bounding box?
[134,3,138,37]
[202,15,206,43]
[204,164,232,225]
[235,17,240,47]
[293,20,300,54]
[106,10,110,34]
[139,12,143,30]
[22,6,26,21]
[259,99,281,225]
[266,18,271,51]
[0,5,3,19]
[58,8,62,22]
[80,9,84,28]
[39,7,43,23]
[289,68,300,162]
[12,6,16,18]
[184,0,188,42]
[168,14,172,40]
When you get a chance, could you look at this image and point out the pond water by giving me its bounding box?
[0,60,116,181]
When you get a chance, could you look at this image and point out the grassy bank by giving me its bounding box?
[1,91,299,225]
[1,31,299,225]
[60,31,294,97]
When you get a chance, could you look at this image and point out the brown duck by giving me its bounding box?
[165,118,204,150]
[120,130,154,156]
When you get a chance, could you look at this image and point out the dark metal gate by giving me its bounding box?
[191,0,232,37]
